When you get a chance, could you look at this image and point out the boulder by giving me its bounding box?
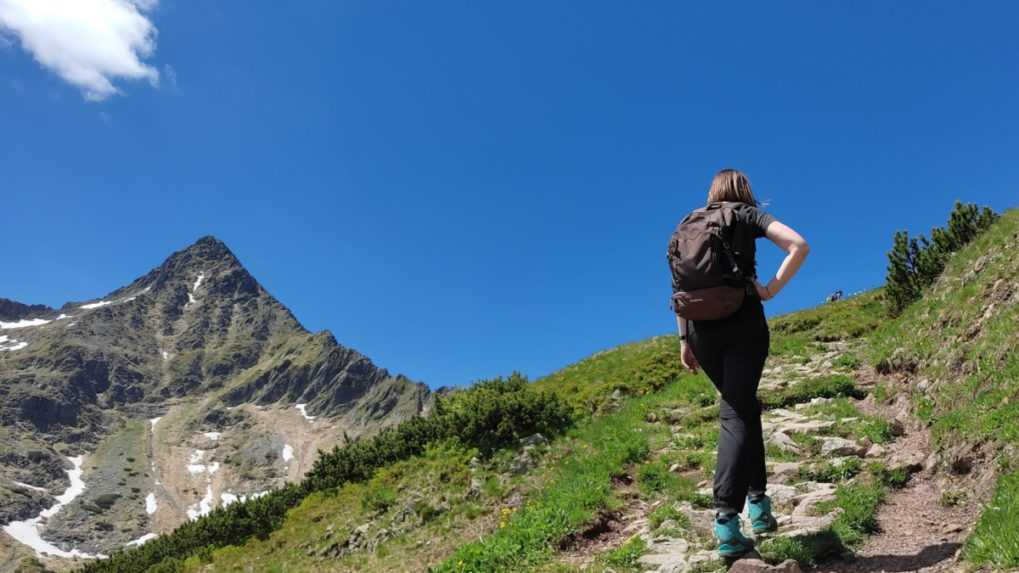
[888,449,926,474]
[820,437,865,457]
[767,431,801,454]
[768,461,803,484]
[729,558,803,573]
[865,443,887,458]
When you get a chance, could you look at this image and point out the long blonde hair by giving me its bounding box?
[707,168,758,206]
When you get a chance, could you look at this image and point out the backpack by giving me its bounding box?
[666,202,753,320]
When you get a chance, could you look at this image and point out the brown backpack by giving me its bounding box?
[667,202,752,320]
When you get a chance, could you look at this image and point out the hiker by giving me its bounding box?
[826,289,843,303]
[666,168,809,558]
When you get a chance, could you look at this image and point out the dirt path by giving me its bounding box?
[811,383,980,573]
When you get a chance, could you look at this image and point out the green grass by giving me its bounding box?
[769,289,885,349]
[799,458,862,484]
[434,377,714,572]
[533,335,688,415]
[760,375,864,409]
[868,209,1019,448]
[432,374,717,572]
[601,536,647,570]
[867,462,911,489]
[760,482,885,565]
[648,505,690,531]
[964,471,1019,566]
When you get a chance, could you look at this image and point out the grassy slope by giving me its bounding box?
[868,208,1019,566]
[80,208,1018,572]
[172,290,889,572]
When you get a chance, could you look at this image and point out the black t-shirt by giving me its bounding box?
[720,202,777,280]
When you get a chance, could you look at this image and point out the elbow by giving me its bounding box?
[792,240,810,258]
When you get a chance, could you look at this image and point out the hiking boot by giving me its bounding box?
[747,495,779,534]
[713,515,754,557]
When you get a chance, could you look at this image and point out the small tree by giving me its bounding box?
[884,201,998,316]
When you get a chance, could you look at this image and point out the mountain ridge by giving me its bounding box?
[0,235,431,561]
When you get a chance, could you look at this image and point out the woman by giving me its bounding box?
[675,169,809,557]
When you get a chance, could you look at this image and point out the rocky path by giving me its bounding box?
[809,394,980,573]
[636,403,865,573]
[633,340,984,573]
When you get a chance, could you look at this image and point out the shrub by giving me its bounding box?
[885,201,997,315]
[81,374,574,573]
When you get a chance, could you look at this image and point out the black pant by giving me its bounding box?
[688,298,770,516]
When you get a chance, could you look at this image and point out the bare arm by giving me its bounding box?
[676,315,699,372]
[757,220,809,299]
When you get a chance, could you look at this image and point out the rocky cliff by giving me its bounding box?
[0,236,430,563]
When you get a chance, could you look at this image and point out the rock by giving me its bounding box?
[520,433,547,448]
[767,432,801,454]
[728,558,802,573]
[792,487,838,517]
[637,537,690,572]
[820,437,865,457]
[764,483,800,507]
[865,443,887,458]
[664,408,689,424]
[668,463,682,473]
[656,518,680,533]
[509,451,533,474]
[466,476,484,500]
[768,462,802,484]
[769,419,835,434]
[646,411,659,423]
[942,523,964,534]
[889,418,906,437]
[888,449,926,474]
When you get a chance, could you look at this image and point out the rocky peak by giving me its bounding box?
[0,299,53,322]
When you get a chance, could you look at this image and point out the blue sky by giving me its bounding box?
[2,1,1016,389]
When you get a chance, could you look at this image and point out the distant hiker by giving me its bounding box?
[826,289,843,303]
[666,168,810,558]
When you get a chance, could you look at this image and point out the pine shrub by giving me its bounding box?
[885,201,997,315]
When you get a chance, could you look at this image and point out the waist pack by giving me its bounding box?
[667,202,752,320]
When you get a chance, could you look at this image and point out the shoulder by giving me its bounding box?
[727,203,777,235]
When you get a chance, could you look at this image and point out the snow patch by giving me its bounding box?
[295,404,316,422]
[150,417,162,430]
[55,314,72,320]
[220,490,268,508]
[125,533,157,547]
[80,300,113,310]
[186,485,215,520]
[282,444,294,463]
[0,335,28,352]
[161,350,170,361]
[12,481,48,493]
[186,272,206,306]
[0,318,51,329]
[145,492,157,515]
[1,456,107,559]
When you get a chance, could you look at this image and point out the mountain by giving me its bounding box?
[0,237,430,564]
[76,208,1017,573]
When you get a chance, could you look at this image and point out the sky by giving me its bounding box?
[1,1,1017,389]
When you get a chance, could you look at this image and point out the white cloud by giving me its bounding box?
[0,0,159,101]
